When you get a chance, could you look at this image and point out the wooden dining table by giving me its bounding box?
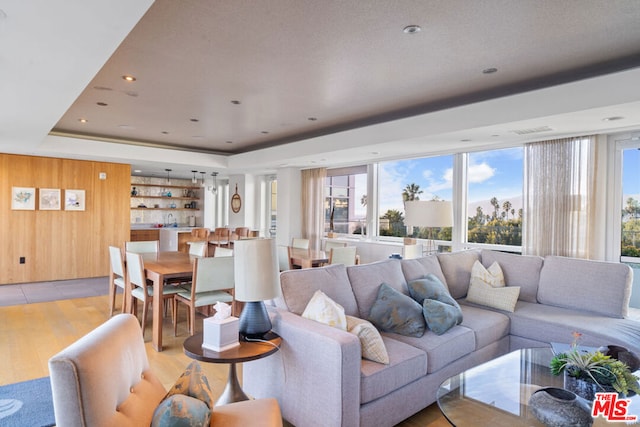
[289,247,329,269]
[138,251,196,352]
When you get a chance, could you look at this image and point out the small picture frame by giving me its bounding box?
[39,188,61,210]
[65,189,86,211]
[11,187,36,210]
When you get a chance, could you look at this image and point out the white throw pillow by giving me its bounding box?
[466,281,521,312]
[302,290,347,330]
[346,315,389,364]
[470,260,505,288]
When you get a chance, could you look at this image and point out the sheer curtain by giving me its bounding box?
[523,135,599,258]
[301,168,326,251]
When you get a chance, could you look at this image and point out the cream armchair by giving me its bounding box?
[48,314,282,427]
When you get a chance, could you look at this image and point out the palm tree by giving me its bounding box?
[490,197,499,220]
[402,183,423,202]
[361,194,367,207]
[503,200,512,220]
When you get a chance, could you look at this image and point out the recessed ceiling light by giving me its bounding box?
[78,118,88,123]
[96,102,108,107]
[261,131,269,134]
[308,117,318,121]
[482,67,498,74]
[191,135,204,139]
[491,134,500,137]
[122,75,136,82]
[231,100,241,105]
[119,124,135,130]
[460,139,472,142]
[603,116,625,121]
[403,25,421,34]
[226,141,233,144]
[161,131,169,135]
[190,118,199,122]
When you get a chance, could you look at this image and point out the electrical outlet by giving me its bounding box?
[19,257,25,264]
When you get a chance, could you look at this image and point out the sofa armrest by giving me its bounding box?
[243,308,362,427]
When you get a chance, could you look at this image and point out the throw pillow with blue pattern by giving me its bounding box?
[368,283,425,337]
[408,274,463,335]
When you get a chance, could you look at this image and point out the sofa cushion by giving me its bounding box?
[470,260,505,288]
[466,281,520,312]
[347,259,408,319]
[368,283,425,337]
[436,250,481,298]
[507,301,640,354]
[422,299,460,335]
[458,303,511,350]
[359,336,427,404]
[400,255,447,285]
[480,250,543,303]
[382,326,475,373]
[537,256,632,318]
[278,264,359,316]
[346,315,389,364]
[302,290,347,330]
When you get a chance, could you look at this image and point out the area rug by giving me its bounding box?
[0,377,55,427]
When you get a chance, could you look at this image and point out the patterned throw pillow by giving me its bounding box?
[151,361,214,427]
[346,315,389,364]
[421,299,461,335]
[408,275,462,315]
[470,260,505,288]
[466,280,521,312]
[368,283,425,338]
[302,290,347,330]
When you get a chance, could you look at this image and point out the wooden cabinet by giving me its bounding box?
[130,183,200,211]
[130,229,160,241]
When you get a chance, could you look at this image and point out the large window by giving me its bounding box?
[622,146,640,258]
[467,147,523,246]
[378,155,453,241]
[324,167,367,235]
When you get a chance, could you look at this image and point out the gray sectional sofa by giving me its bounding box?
[243,249,639,427]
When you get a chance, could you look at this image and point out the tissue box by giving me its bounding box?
[202,316,240,352]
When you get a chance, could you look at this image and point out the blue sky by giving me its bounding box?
[623,147,640,201]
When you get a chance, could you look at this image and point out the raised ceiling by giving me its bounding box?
[4,1,640,178]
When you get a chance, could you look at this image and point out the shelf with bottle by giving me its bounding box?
[131,181,200,210]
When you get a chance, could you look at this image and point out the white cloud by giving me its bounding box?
[426,168,452,193]
[468,162,495,183]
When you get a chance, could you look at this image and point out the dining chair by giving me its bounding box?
[230,226,250,245]
[125,240,159,253]
[125,251,183,336]
[325,240,347,252]
[190,227,211,240]
[108,246,126,317]
[403,244,423,260]
[277,245,292,271]
[210,227,231,248]
[214,247,234,257]
[173,256,235,336]
[188,241,208,257]
[329,246,358,266]
[291,238,310,249]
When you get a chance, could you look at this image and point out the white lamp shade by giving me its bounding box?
[233,238,281,302]
[404,200,453,227]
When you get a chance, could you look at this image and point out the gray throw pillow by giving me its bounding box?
[422,299,460,335]
[409,275,462,318]
[368,283,425,337]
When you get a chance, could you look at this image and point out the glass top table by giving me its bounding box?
[437,347,640,426]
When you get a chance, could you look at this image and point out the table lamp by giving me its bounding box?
[404,200,453,254]
[234,238,281,339]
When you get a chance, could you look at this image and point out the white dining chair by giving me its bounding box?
[214,247,234,257]
[173,256,235,336]
[108,246,126,317]
[188,241,208,257]
[277,245,292,271]
[329,246,358,266]
[125,251,183,336]
[125,240,159,253]
[325,240,347,251]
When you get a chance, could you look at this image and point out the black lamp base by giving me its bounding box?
[238,301,272,339]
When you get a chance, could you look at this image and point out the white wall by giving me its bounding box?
[276,168,302,247]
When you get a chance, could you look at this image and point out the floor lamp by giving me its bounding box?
[404,200,453,255]
[234,238,281,339]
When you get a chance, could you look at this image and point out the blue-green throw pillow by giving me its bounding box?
[422,299,460,335]
[151,394,210,427]
[408,274,463,324]
[368,283,425,337]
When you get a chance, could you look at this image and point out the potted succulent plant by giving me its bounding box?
[550,332,640,400]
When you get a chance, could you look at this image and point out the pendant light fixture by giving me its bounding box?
[191,170,198,184]
[200,171,206,187]
[209,172,218,194]
[165,168,172,184]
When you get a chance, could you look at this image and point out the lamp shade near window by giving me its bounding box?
[233,238,281,338]
[404,200,453,228]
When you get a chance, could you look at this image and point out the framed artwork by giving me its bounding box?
[231,183,242,213]
[11,187,36,210]
[65,189,86,211]
[39,188,61,210]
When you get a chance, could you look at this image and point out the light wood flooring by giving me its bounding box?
[0,293,449,427]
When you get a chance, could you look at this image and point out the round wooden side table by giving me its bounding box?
[183,331,281,406]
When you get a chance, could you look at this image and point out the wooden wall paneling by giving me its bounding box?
[0,154,130,285]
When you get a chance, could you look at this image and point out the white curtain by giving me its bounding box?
[523,135,599,258]
[301,168,326,251]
